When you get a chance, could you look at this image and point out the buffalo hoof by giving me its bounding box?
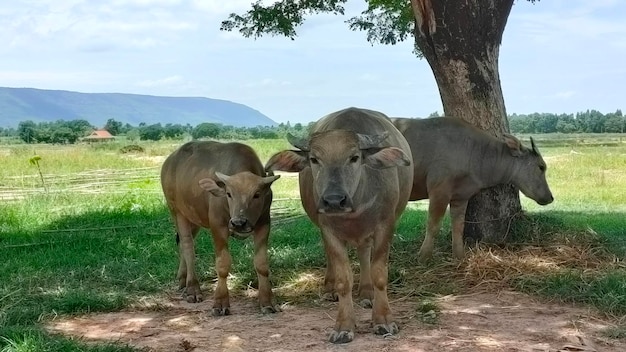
[373,322,399,336]
[321,292,338,302]
[329,330,354,344]
[183,288,203,303]
[260,305,281,314]
[212,307,231,316]
[358,298,373,308]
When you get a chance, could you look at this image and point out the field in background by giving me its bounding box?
[1,135,625,351]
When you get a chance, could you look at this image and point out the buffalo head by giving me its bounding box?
[199,171,280,238]
[266,130,410,214]
[504,134,554,206]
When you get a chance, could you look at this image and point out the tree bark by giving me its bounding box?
[411,0,521,243]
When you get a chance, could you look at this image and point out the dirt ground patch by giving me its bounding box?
[47,290,625,352]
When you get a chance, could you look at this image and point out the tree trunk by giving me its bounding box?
[411,0,521,243]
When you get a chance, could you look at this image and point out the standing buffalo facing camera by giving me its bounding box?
[266,107,413,344]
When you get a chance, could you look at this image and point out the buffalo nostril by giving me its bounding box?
[229,218,247,228]
[323,194,347,209]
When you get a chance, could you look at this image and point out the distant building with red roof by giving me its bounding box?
[83,129,115,142]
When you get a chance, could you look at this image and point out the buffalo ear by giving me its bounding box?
[265,150,309,173]
[363,147,411,169]
[503,134,523,157]
[199,177,226,197]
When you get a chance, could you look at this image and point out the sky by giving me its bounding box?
[1,0,625,125]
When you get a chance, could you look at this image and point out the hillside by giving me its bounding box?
[0,87,276,128]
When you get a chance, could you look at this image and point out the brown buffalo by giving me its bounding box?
[160,141,280,315]
[391,117,554,262]
[265,107,413,344]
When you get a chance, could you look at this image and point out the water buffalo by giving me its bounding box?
[265,107,413,343]
[160,141,280,315]
[390,117,554,262]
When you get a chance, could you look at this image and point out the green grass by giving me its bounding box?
[1,137,626,350]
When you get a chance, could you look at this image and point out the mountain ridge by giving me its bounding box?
[0,87,276,128]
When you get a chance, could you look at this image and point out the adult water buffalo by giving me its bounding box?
[391,117,554,262]
[265,107,413,344]
[160,141,280,315]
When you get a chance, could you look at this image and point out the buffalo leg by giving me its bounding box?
[210,225,232,316]
[322,242,338,301]
[323,232,355,344]
[322,241,372,307]
[371,223,398,336]
[418,193,450,263]
[449,199,469,260]
[356,239,373,308]
[175,214,202,302]
[253,222,279,314]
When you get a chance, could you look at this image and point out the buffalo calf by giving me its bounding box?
[161,141,280,315]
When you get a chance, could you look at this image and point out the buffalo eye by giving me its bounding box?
[253,192,261,199]
[310,157,319,165]
[539,164,546,172]
[349,155,359,163]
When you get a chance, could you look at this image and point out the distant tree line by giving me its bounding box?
[1,118,311,144]
[509,109,624,134]
[1,109,623,144]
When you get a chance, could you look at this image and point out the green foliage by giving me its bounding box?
[219,0,413,45]
[346,0,415,46]
[125,128,140,142]
[104,118,123,136]
[9,109,623,147]
[17,119,94,144]
[163,123,188,139]
[138,123,164,141]
[220,0,348,39]
[510,109,625,134]
[17,121,36,143]
[192,122,220,139]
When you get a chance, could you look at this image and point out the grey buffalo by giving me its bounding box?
[391,117,554,262]
[160,141,280,315]
[266,107,413,343]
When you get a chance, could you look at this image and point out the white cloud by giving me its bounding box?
[1,1,197,52]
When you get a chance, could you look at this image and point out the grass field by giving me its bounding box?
[1,135,625,351]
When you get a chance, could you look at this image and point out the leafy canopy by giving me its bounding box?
[220,0,539,54]
[220,0,415,46]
